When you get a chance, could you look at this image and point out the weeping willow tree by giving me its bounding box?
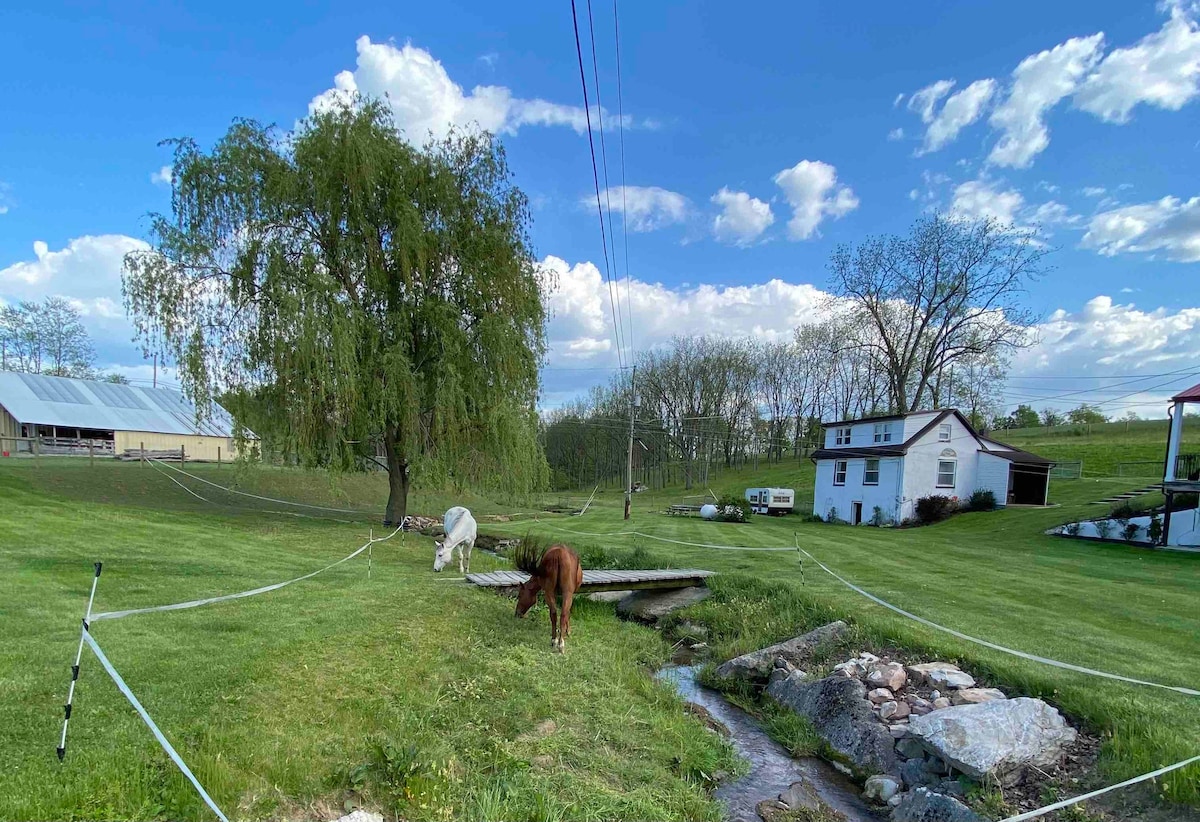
[123,101,549,523]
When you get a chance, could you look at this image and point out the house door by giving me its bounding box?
[851,501,863,525]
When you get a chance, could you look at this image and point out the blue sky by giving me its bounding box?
[1,1,1198,415]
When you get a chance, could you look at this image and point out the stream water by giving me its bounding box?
[656,665,880,822]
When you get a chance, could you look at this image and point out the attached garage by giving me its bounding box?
[0,371,252,460]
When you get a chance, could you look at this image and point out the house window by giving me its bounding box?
[834,460,848,486]
[864,459,880,485]
[938,423,951,442]
[873,423,893,443]
[835,426,851,445]
[936,460,957,488]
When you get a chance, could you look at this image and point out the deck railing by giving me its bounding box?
[1175,453,1200,482]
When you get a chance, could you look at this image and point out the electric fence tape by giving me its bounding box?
[82,630,230,822]
[151,459,369,514]
[91,526,402,621]
[148,460,354,523]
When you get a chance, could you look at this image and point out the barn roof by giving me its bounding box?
[1172,382,1200,402]
[0,371,240,438]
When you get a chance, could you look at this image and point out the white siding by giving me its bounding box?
[813,457,904,524]
[901,414,983,513]
[976,453,1011,506]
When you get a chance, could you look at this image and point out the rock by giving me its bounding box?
[755,799,790,822]
[675,620,710,641]
[715,621,849,682]
[766,673,897,777]
[868,662,908,691]
[930,690,941,702]
[879,700,911,721]
[907,697,933,716]
[779,780,825,812]
[888,794,904,808]
[936,778,966,798]
[690,642,708,651]
[900,757,939,789]
[684,703,728,737]
[951,688,1006,706]
[587,590,632,603]
[768,667,797,686]
[617,587,710,624]
[889,724,911,739]
[890,787,984,822]
[333,812,384,822]
[859,651,881,663]
[869,687,895,704]
[774,656,793,670]
[864,774,902,803]
[907,698,1078,786]
[833,660,865,678]
[906,663,976,690]
[896,737,926,760]
[932,697,952,710]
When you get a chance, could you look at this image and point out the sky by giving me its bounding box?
[1,0,1198,417]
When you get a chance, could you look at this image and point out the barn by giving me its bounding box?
[0,371,250,461]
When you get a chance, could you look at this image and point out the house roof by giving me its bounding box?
[813,408,1054,466]
[1172,382,1200,402]
[0,371,241,438]
[819,410,942,428]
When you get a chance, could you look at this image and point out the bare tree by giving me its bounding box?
[828,214,1046,413]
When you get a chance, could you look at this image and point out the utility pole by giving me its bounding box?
[624,366,637,521]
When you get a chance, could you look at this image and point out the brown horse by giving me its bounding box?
[515,544,583,652]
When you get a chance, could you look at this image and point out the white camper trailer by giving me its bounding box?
[745,487,795,515]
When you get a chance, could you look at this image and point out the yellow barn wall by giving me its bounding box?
[0,404,20,440]
[114,431,241,461]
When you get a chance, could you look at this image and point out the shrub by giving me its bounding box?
[1110,501,1137,523]
[1095,519,1114,539]
[915,495,957,525]
[869,506,890,527]
[1148,513,1164,545]
[714,494,751,523]
[1122,522,1141,543]
[826,506,843,524]
[965,489,997,512]
[801,513,825,524]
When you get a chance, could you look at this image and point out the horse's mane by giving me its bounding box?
[511,535,550,575]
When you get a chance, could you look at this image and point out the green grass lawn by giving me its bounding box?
[1000,417,1200,478]
[488,470,1200,810]
[0,460,737,821]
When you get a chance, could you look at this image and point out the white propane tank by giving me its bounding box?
[700,503,718,520]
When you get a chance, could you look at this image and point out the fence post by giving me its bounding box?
[89,439,94,468]
[181,444,185,467]
[217,446,221,468]
[140,441,145,467]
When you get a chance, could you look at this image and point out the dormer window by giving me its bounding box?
[873,423,894,443]
[835,426,852,445]
[939,423,951,442]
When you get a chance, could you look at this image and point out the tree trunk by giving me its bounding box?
[383,428,410,526]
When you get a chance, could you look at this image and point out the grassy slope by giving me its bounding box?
[0,460,736,822]
[999,418,1200,478]
[488,461,1200,807]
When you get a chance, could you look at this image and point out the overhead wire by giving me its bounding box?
[612,0,634,361]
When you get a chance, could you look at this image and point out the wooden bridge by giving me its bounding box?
[466,568,715,595]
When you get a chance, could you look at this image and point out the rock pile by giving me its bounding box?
[716,625,1082,822]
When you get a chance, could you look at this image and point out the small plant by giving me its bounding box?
[915,494,957,525]
[1095,519,1114,539]
[1063,521,1082,537]
[714,494,751,523]
[1148,513,1163,545]
[801,512,825,523]
[1110,500,1137,524]
[826,506,842,524]
[869,506,889,527]
[1122,522,1141,543]
[965,489,997,512]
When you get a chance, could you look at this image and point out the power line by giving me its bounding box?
[612,0,634,361]
[999,365,1199,407]
[569,0,625,370]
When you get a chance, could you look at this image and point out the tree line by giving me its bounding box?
[0,297,128,383]
[543,214,1048,491]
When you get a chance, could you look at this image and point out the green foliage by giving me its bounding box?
[0,296,95,378]
[713,494,751,523]
[1095,519,1114,539]
[965,489,997,512]
[915,494,957,524]
[869,505,889,527]
[123,101,548,521]
[1067,404,1108,425]
[1148,513,1164,545]
[1010,404,1041,428]
[1122,521,1142,543]
[825,506,842,524]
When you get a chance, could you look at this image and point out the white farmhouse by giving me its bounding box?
[811,409,1054,525]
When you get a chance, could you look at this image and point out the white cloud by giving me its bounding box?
[772,160,859,241]
[907,80,956,123]
[1082,186,1108,197]
[150,166,172,186]
[308,35,624,142]
[1029,200,1080,226]
[988,34,1105,168]
[950,179,1026,224]
[1080,195,1200,261]
[710,188,774,246]
[919,79,998,155]
[888,127,905,141]
[1075,3,1200,123]
[590,186,690,233]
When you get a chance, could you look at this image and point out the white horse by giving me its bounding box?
[434,506,477,573]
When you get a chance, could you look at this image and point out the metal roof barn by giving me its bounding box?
[0,372,239,438]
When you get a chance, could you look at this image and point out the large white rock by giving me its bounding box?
[863,774,902,803]
[906,662,976,690]
[333,811,384,822]
[907,697,1077,785]
[715,621,849,682]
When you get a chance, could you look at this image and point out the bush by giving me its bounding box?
[915,495,957,525]
[1122,522,1142,543]
[714,494,751,523]
[1148,513,1164,545]
[1095,519,1114,539]
[965,489,997,512]
[800,513,825,524]
[1111,500,1137,524]
[825,506,844,524]
[869,506,890,527]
